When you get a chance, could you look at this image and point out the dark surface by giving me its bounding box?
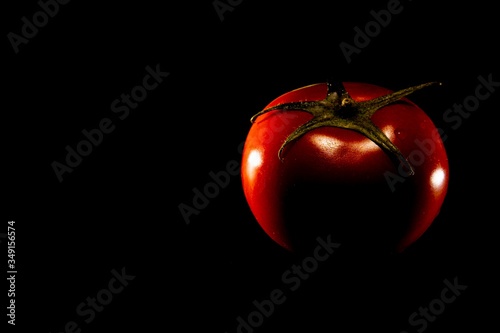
[3,0,498,332]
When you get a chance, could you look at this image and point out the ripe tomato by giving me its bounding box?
[241,81,449,254]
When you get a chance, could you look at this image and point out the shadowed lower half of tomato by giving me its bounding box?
[241,81,449,255]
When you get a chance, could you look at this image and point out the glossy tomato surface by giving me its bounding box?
[241,82,449,254]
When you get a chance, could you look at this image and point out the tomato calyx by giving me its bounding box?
[250,81,441,175]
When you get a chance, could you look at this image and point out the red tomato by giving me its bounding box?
[241,81,449,254]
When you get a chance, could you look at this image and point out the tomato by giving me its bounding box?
[241,81,449,255]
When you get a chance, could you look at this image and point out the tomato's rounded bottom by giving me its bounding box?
[280,176,420,257]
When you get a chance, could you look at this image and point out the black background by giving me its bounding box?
[3,0,499,332]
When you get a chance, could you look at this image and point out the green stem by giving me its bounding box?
[250,81,441,175]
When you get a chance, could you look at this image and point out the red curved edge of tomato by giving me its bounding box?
[241,82,449,253]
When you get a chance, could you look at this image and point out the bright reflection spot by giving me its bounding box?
[312,133,382,154]
[382,124,396,141]
[246,149,263,182]
[431,167,446,189]
[309,124,399,159]
[312,134,343,151]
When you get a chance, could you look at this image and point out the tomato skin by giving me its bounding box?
[241,82,449,254]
